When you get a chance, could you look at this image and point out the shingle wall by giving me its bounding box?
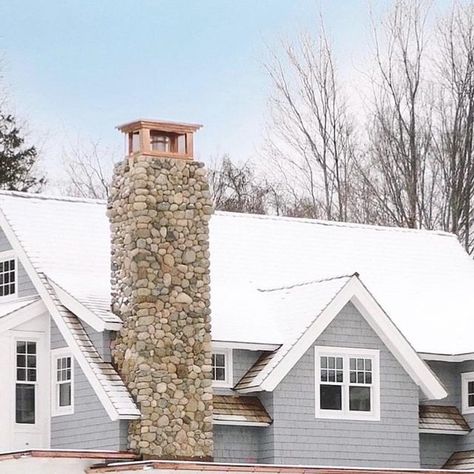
[419,433,458,469]
[50,319,128,450]
[214,425,261,463]
[264,301,420,468]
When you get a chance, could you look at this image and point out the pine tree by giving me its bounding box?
[0,113,45,191]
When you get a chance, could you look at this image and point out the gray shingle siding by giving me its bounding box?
[214,426,260,463]
[261,301,420,468]
[420,433,458,469]
[50,319,128,450]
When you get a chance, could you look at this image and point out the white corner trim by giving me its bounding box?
[0,209,122,421]
[213,417,270,427]
[461,372,474,415]
[51,348,74,417]
[211,346,233,388]
[314,346,380,422]
[48,279,121,332]
[211,340,280,352]
[420,352,474,363]
[258,276,447,401]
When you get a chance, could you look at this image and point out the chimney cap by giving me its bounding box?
[116,119,203,135]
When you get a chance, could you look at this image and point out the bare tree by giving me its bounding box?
[432,2,474,252]
[264,22,356,221]
[208,156,272,214]
[61,140,116,199]
[356,0,437,229]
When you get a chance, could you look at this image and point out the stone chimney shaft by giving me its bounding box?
[108,119,213,460]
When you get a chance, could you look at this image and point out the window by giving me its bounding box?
[211,348,233,388]
[461,372,474,414]
[0,253,16,298]
[315,346,380,421]
[52,350,74,416]
[16,340,36,424]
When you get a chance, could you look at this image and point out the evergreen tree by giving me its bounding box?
[0,113,45,191]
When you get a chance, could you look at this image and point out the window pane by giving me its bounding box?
[17,355,26,368]
[320,357,327,369]
[328,357,335,369]
[321,369,328,382]
[27,342,36,354]
[27,355,36,368]
[320,384,342,410]
[365,372,372,384]
[27,369,36,382]
[350,371,356,383]
[17,368,26,381]
[16,384,35,424]
[350,358,356,370]
[469,381,474,395]
[469,394,474,407]
[59,382,71,407]
[17,341,26,354]
[336,370,343,383]
[328,370,335,382]
[365,359,372,371]
[215,367,225,381]
[349,386,371,412]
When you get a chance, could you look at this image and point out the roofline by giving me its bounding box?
[253,276,447,400]
[420,352,474,363]
[89,459,474,473]
[48,278,122,332]
[0,190,459,240]
[213,210,457,239]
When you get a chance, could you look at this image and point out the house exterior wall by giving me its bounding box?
[258,301,420,468]
[50,319,128,450]
[0,226,37,298]
[214,426,260,463]
[419,433,458,469]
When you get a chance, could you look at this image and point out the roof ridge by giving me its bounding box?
[0,190,106,205]
[214,211,456,238]
[258,274,354,293]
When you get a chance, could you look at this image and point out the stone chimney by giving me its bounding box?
[108,119,213,460]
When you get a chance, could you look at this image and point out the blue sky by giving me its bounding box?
[0,0,432,181]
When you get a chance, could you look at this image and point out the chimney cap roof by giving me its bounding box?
[116,119,203,134]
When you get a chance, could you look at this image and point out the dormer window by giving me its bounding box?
[212,348,233,388]
[0,252,16,298]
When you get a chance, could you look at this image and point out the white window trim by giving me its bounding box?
[211,347,233,388]
[0,250,17,302]
[315,346,380,421]
[461,372,474,414]
[51,348,74,417]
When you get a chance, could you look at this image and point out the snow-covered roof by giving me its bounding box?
[0,191,474,355]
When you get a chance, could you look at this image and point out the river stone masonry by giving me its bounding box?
[107,154,213,460]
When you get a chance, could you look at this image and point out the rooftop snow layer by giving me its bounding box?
[1,191,474,354]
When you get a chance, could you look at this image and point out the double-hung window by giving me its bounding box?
[0,252,16,299]
[51,350,74,416]
[16,340,37,424]
[315,346,380,421]
[211,348,233,388]
[461,372,474,414]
